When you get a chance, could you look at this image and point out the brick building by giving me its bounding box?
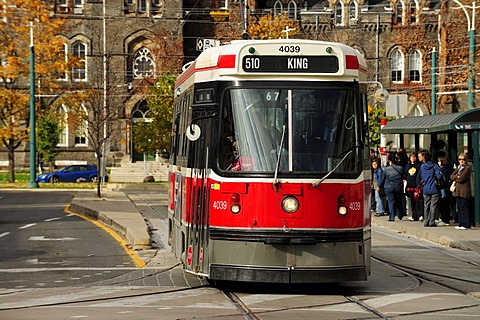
[3,0,475,167]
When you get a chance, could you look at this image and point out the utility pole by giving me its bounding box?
[28,21,39,188]
[452,0,476,109]
[431,47,437,115]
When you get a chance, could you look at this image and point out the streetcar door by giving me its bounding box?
[185,111,213,275]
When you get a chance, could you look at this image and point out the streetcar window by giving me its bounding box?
[218,86,360,175]
[195,89,214,103]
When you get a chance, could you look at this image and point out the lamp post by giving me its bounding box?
[28,22,39,188]
[452,0,476,109]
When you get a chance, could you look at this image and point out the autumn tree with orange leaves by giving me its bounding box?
[0,0,72,182]
[247,14,300,40]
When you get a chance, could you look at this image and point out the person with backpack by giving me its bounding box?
[419,150,444,227]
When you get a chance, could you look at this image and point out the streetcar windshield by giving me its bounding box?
[219,87,360,175]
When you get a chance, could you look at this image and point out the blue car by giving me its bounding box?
[37,164,98,183]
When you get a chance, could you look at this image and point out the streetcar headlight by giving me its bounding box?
[231,204,241,214]
[282,196,299,213]
[338,206,348,215]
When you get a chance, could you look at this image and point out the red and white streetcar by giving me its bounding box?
[168,39,380,283]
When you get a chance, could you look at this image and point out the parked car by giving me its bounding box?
[37,164,98,183]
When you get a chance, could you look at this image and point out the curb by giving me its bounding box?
[68,202,151,250]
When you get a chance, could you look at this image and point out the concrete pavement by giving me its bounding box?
[68,185,480,262]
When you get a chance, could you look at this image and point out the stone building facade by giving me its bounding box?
[2,0,474,167]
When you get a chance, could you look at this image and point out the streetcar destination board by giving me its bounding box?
[242,56,339,73]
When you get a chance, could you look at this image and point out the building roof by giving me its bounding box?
[380,109,480,134]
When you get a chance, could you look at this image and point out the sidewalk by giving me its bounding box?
[372,214,480,252]
[69,187,480,256]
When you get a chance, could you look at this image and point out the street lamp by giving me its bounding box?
[452,0,476,109]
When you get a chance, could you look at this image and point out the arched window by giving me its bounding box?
[57,106,68,146]
[138,0,147,12]
[133,47,155,78]
[391,49,404,83]
[407,105,424,149]
[409,50,421,82]
[334,1,343,26]
[273,0,283,16]
[287,1,297,20]
[348,1,358,20]
[72,41,87,81]
[409,0,417,24]
[75,105,88,145]
[394,1,404,25]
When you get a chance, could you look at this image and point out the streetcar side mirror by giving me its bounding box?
[374,89,389,103]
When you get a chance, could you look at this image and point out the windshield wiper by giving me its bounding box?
[273,125,286,187]
[311,144,361,187]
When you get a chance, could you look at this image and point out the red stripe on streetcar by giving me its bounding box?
[345,55,359,70]
[195,54,237,71]
[218,54,236,68]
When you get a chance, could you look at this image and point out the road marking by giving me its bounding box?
[19,223,36,229]
[0,267,156,272]
[44,217,61,222]
[26,259,66,265]
[65,206,146,268]
[0,232,10,239]
[28,236,78,241]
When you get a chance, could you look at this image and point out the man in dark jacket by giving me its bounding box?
[420,150,443,227]
[384,152,405,221]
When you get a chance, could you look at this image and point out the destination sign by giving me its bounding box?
[242,55,339,73]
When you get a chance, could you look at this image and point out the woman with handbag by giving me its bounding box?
[450,153,472,230]
[404,152,422,221]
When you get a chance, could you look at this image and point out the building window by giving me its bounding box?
[75,105,88,145]
[72,41,87,81]
[287,1,297,20]
[348,1,357,20]
[56,43,68,81]
[391,49,404,83]
[219,0,228,9]
[138,0,147,12]
[273,0,283,16]
[335,1,343,26]
[394,1,404,25]
[74,0,83,6]
[57,106,68,146]
[409,0,417,24]
[133,47,155,78]
[409,50,421,82]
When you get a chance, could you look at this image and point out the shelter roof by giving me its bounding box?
[380,109,480,134]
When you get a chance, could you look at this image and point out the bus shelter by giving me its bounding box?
[380,109,480,225]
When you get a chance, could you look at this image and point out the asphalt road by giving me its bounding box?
[1,190,480,320]
[0,190,135,288]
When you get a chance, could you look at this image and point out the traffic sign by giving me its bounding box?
[196,38,219,52]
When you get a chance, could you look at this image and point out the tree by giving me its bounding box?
[37,111,63,182]
[133,73,177,157]
[0,0,70,182]
[247,14,300,40]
